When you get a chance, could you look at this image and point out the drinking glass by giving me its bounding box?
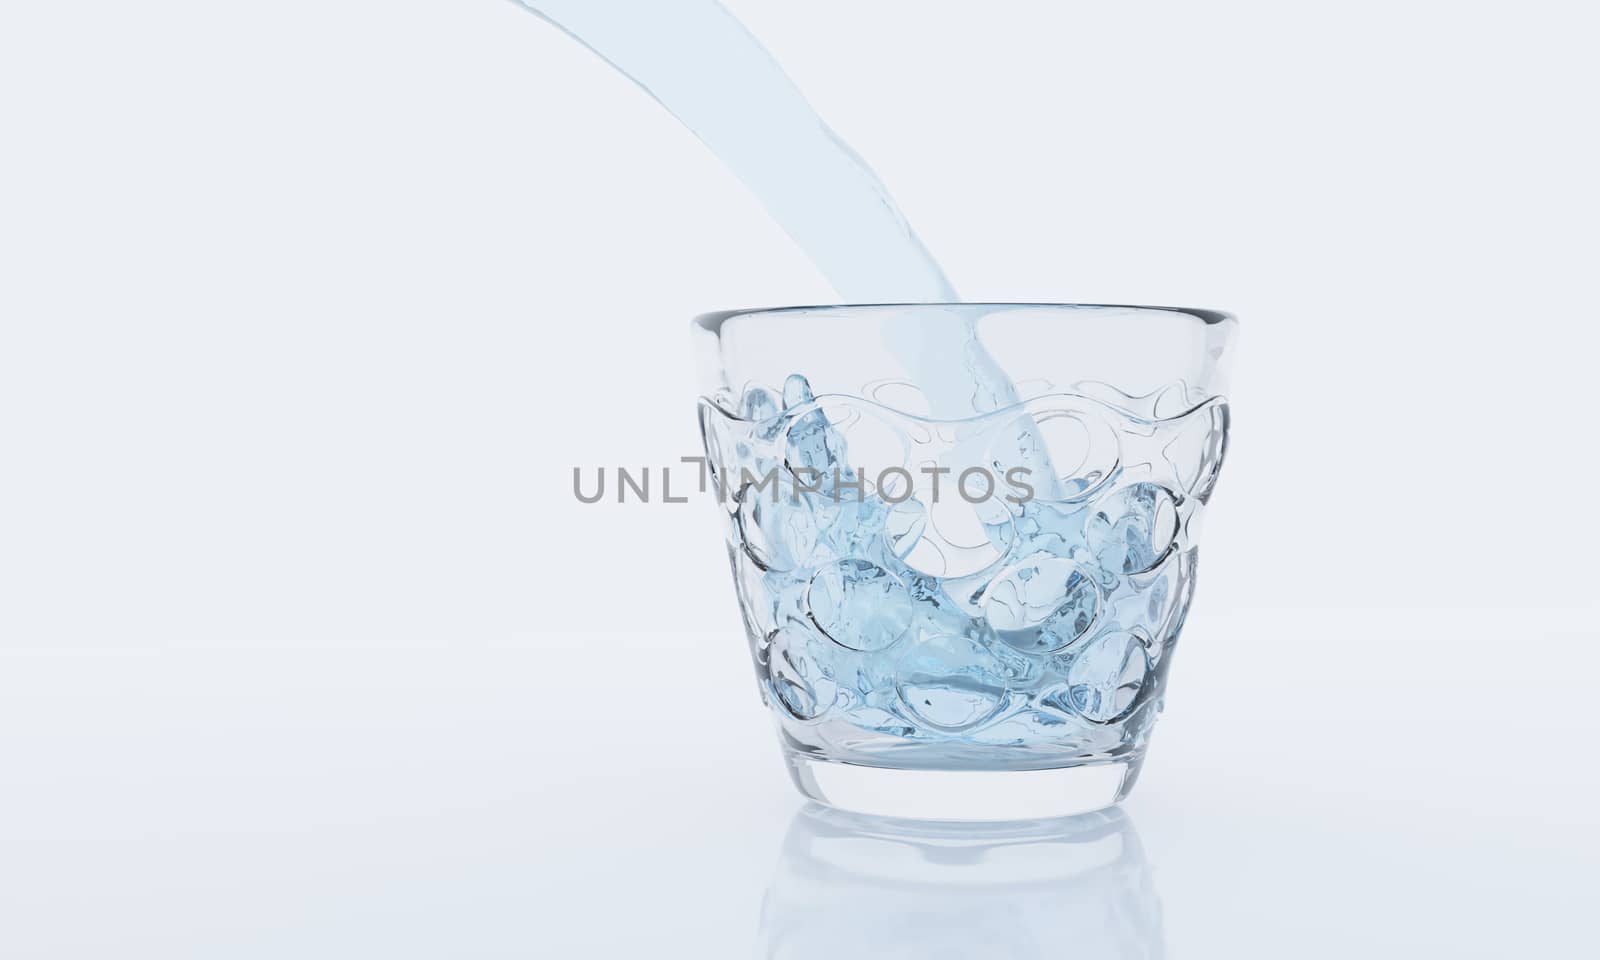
[693,304,1236,820]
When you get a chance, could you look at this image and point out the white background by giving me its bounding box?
[2,2,1597,956]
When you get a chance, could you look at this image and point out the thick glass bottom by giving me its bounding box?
[785,753,1143,822]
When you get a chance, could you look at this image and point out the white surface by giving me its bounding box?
[2,613,1595,956]
[2,2,1599,956]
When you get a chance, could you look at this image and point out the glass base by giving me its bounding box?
[785,753,1143,822]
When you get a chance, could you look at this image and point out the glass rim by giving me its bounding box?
[693,302,1236,334]
[698,382,1228,428]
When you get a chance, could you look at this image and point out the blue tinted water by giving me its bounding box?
[718,378,1217,761]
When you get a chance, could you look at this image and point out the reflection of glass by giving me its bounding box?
[757,803,1165,959]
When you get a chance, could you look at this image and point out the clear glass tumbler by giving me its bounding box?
[694,304,1236,820]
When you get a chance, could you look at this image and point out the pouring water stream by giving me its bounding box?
[509,0,1039,438]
